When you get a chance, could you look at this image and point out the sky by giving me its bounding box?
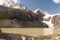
[0,0,60,14]
[20,0,60,14]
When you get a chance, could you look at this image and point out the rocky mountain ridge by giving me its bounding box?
[0,4,60,28]
[0,5,48,28]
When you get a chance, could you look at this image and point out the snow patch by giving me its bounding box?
[43,13,60,29]
[43,15,54,29]
[33,8,40,13]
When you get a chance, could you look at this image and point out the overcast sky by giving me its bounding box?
[21,0,60,14]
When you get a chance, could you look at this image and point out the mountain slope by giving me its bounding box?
[52,14,60,28]
[43,13,60,28]
[0,5,48,28]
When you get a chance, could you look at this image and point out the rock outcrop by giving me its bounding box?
[43,13,60,28]
[52,15,60,28]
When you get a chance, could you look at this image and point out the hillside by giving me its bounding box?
[0,5,48,28]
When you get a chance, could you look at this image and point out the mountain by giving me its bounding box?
[0,5,48,28]
[43,13,60,28]
[51,14,60,28]
[1,3,60,28]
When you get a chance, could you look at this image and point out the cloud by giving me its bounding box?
[53,0,60,4]
[0,0,21,7]
[0,0,5,5]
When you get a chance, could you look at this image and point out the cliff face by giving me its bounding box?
[0,5,48,28]
[52,15,60,28]
[43,14,60,28]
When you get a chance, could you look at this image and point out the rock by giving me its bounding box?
[52,15,60,28]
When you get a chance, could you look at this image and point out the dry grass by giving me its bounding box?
[0,28,60,37]
[1,28,43,37]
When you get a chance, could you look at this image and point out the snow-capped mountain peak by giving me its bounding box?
[33,8,40,13]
